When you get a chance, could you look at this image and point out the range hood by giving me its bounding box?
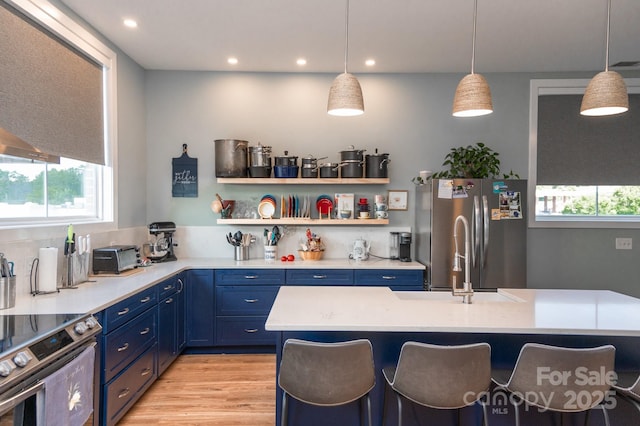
[0,127,60,163]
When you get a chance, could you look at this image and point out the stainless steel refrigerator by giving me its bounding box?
[415,179,527,290]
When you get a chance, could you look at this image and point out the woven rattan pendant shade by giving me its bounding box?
[580,0,628,117]
[581,71,629,116]
[328,72,364,116]
[452,73,493,117]
[327,0,364,117]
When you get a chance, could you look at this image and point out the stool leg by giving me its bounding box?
[366,394,372,426]
[281,392,288,426]
[396,394,403,426]
[600,404,610,426]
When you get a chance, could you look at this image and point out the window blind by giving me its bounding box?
[537,94,640,185]
[0,2,104,165]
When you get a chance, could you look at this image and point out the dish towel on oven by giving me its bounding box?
[43,344,95,426]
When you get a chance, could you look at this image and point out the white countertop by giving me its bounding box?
[3,258,424,315]
[265,286,640,337]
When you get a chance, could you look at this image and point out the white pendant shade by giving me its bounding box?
[452,73,493,117]
[327,72,364,116]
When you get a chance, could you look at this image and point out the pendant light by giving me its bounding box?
[327,0,364,116]
[580,0,628,116]
[452,0,493,117]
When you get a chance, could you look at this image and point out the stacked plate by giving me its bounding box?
[258,194,276,219]
[316,194,334,217]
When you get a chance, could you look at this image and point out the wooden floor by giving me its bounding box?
[118,354,277,425]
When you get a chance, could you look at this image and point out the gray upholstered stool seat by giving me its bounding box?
[492,343,616,426]
[382,341,492,426]
[278,338,375,426]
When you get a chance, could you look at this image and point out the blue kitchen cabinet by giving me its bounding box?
[186,269,215,346]
[100,285,159,426]
[157,272,186,375]
[214,269,284,346]
[354,269,425,290]
[285,269,353,285]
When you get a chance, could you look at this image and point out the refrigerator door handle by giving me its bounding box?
[482,195,489,267]
[473,195,480,268]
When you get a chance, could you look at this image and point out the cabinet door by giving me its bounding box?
[186,269,215,346]
[176,273,187,353]
[157,293,176,375]
[354,269,425,290]
[215,269,285,285]
[285,269,353,285]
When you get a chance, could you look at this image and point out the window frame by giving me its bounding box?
[528,78,640,229]
[0,0,117,236]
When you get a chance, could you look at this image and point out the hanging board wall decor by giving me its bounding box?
[172,144,198,197]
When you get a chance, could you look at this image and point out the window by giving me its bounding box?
[529,79,640,228]
[0,0,116,229]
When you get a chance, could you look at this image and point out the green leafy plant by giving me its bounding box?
[430,143,519,179]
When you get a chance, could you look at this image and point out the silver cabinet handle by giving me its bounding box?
[139,327,150,335]
[117,343,129,352]
[117,307,130,316]
[140,296,151,303]
[118,388,131,399]
[177,278,184,292]
[244,275,258,279]
[244,298,258,303]
[163,285,173,291]
[382,275,396,280]
[312,274,327,279]
[140,368,152,377]
[165,298,173,304]
[244,328,259,333]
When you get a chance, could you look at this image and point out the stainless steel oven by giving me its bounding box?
[0,314,101,425]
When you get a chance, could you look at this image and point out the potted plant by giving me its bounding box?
[412,143,518,184]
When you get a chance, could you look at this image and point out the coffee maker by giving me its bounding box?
[147,221,177,262]
[399,232,412,262]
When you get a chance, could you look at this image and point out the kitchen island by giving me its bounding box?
[265,286,640,426]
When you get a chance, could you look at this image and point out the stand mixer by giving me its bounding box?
[145,222,177,262]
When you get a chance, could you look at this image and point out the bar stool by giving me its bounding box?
[278,338,375,426]
[382,341,492,426]
[612,372,640,415]
[492,343,616,426]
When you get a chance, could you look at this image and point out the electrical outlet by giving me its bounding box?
[615,237,632,250]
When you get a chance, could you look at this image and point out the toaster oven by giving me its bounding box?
[92,245,139,274]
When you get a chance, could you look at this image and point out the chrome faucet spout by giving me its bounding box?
[452,215,473,304]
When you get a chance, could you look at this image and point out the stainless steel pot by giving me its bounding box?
[365,150,390,178]
[275,151,298,167]
[248,143,272,167]
[339,145,365,162]
[319,163,340,178]
[215,139,248,177]
[340,160,364,178]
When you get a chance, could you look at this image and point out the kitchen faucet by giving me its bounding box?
[452,215,474,304]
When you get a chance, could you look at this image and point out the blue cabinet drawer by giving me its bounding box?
[157,277,178,300]
[354,269,424,290]
[103,286,157,334]
[103,308,157,382]
[216,286,279,316]
[215,316,275,346]
[216,269,285,285]
[104,344,157,426]
[285,269,354,285]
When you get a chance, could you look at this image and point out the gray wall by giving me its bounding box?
[144,70,640,297]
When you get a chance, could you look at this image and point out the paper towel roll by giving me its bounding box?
[38,247,58,293]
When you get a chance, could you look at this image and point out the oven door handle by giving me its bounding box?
[0,381,45,415]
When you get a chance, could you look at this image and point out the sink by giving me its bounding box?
[394,290,522,303]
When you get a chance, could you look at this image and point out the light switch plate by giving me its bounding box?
[615,238,632,250]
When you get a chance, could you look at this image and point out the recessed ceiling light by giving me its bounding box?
[123,18,138,28]
[365,59,376,66]
[296,58,307,66]
[227,57,238,65]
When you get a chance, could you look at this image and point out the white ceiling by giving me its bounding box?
[59,0,640,74]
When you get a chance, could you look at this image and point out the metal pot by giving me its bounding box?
[319,163,340,178]
[275,151,298,167]
[365,150,390,178]
[248,166,272,178]
[301,154,327,178]
[340,160,364,178]
[248,143,272,167]
[215,139,248,177]
[339,145,366,162]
